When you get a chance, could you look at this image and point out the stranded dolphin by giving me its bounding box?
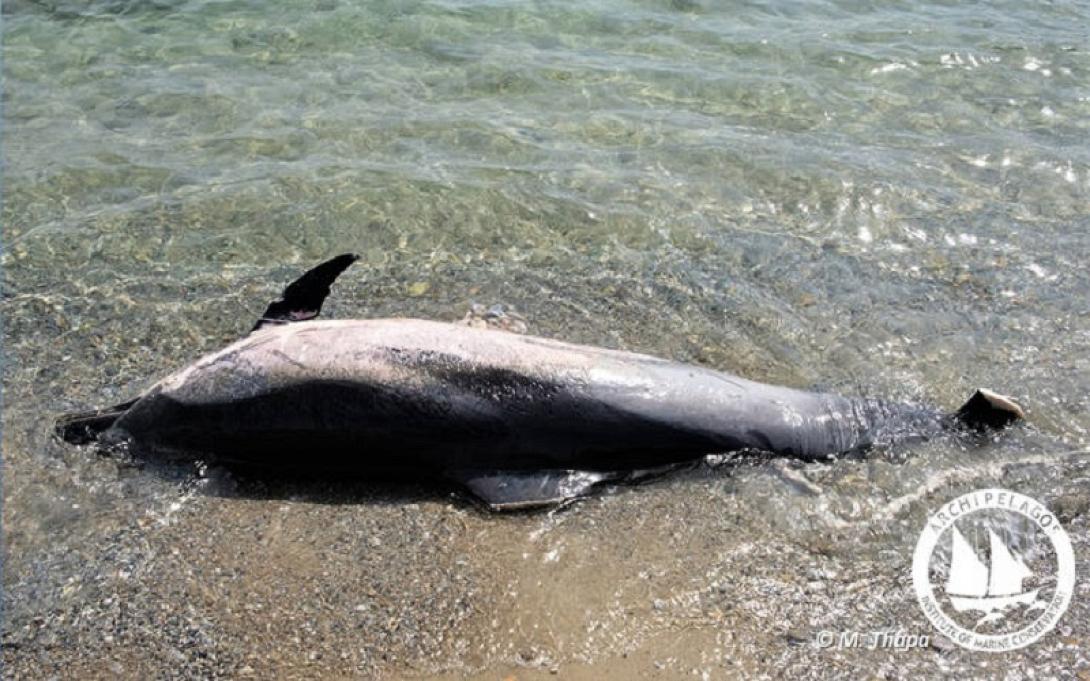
[57,254,1024,510]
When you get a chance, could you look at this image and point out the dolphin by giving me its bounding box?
[57,254,1024,510]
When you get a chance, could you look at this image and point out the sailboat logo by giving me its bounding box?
[911,488,1076,653]
[944,526,1043,626]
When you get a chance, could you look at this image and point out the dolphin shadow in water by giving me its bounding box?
[57,254,1025,511]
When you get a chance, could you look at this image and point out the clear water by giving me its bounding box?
[3,0,1088,677]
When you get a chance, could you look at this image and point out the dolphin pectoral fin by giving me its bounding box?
[955,388,1025,431]
[252,253,360,332]
[446,469,610,511]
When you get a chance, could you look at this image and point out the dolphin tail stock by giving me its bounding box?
[953,388,1024,431]
[55,398,138,445]
[252,253,360,332]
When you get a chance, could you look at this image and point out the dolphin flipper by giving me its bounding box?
[253,253,359,331]
[447,469,611,510]
[447,464,693,510]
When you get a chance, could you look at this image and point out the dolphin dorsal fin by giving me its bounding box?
[252,253,359,332]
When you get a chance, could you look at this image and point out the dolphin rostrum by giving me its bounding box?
[57,255,1024,510]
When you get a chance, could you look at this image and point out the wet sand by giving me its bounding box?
[5,0,1090,675]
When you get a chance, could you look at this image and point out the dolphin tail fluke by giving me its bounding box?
[955,389,1024,431]
[252,253,360,332]
[55,398,137,445]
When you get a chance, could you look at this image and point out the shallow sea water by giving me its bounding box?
[3,0,1089,678]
